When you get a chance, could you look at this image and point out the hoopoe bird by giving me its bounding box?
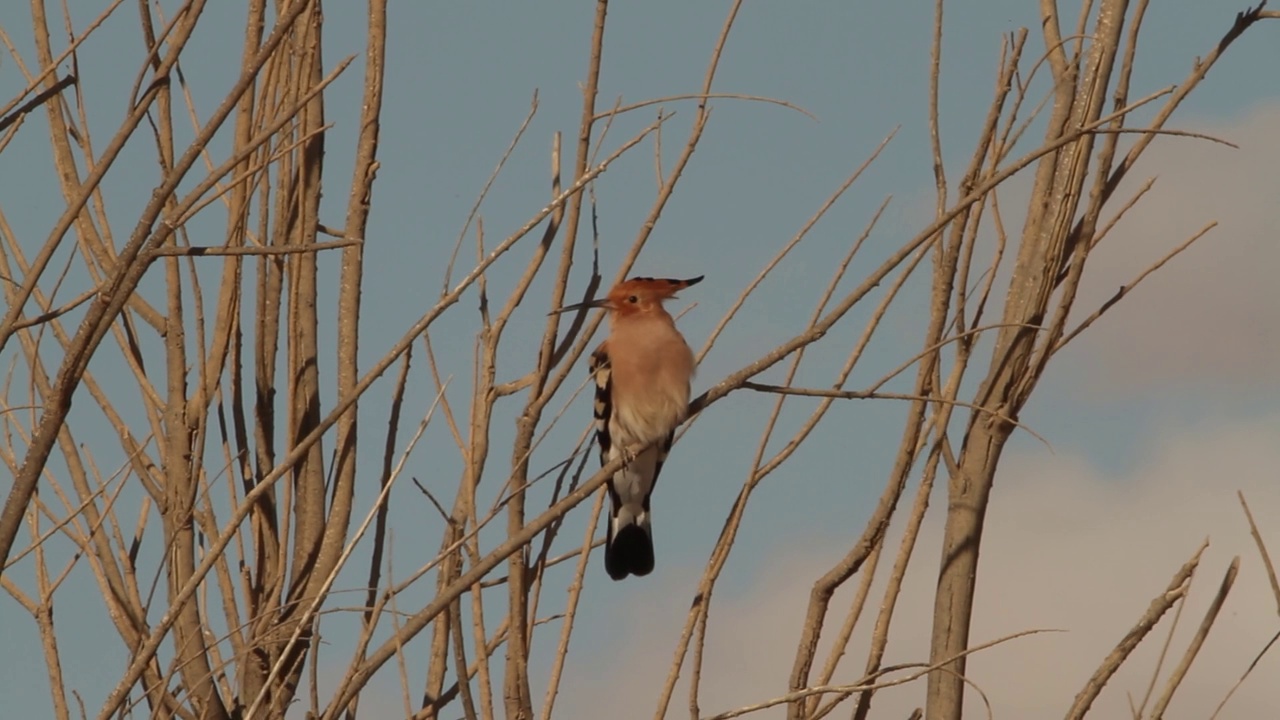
[555,275,702,580]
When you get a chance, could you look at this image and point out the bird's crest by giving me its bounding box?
[551,275,702,317]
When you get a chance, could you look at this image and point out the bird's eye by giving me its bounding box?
[628,295,638,303]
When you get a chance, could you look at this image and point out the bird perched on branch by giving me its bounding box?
[554,275,702,580]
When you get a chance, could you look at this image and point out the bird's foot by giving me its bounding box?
[620,445,638,467]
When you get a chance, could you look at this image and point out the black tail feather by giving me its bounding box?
[605,523,654,580]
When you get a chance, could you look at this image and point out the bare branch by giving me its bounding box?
[705,629,1055,720]
[1065,540,1208,720]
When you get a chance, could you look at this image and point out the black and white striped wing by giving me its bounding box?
[589,345,613,466]
[589,344,676,501]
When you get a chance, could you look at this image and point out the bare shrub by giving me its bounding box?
[1,2,1275,719]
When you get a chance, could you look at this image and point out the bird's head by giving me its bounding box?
[552,275,703,319]
[552,275,706,317]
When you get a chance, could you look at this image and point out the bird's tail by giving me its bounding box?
[605,500,654,580]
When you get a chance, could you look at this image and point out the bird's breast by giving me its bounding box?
[606,322,694,447]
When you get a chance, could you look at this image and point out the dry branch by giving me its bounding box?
[1065,541,1208,720]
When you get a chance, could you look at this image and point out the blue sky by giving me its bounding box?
[2,1,1277,718]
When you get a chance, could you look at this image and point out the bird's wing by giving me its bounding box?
[589,344,613,466]
[590,343,676,509]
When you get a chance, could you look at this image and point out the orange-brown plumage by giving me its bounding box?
[557,275,702,580]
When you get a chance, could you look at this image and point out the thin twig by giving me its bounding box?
[1065,540,1208,720]
[1210,629,1280,720]
[144,239,360,258]
[241,383,448,718]
[702,629,1055,720]
[593,92,817,122]
[1238,492,1280,616]
[442,91,540,292]
[1053,222,1216,354]
[741,383,1051,448]
[1148,557,1239,718]
[0,73,77,134]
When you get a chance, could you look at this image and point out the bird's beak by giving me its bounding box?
[548,297,610,315]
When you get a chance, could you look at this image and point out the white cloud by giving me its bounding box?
[555,413,1280,719]
[1064,102,1280,394]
